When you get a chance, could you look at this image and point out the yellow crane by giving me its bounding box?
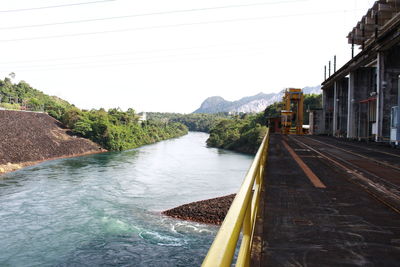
[281,88,304,135]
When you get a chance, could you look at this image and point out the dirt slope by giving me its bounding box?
[0,110,105,172]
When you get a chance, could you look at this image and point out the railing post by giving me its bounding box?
[236,195,252,267]
[202,129,270,267]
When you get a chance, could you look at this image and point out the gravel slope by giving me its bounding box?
[163,194,235,225]
[0,110,105,172]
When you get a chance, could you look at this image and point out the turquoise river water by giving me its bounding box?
[0,132,253,266]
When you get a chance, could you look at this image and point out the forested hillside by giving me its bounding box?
[0,78,188,151]
[146,112,229,132]
[206,113,268,154]
[0,77,70,120]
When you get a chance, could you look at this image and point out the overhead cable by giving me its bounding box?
[0,50,266,72]
[0,0,116,13]
[0,0,307,30]
[0,39,273,64]
[0,8,363,42]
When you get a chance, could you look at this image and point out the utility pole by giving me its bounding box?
[334,55,336,73]
[328,61,331,77]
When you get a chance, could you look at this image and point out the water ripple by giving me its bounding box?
[0,132,253,266]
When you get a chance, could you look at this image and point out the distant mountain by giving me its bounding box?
[193,86,321,114]
[302,85,322,95]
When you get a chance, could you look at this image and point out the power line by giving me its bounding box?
[0,0,116,13]
[0,8,363,42]
[0,39,273,64]
[0,49,267,72]
[0,0,307,30]
[0,42,271,69]
[4,45,269,68]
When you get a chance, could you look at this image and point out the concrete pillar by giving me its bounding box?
[337,78,349,136]
[376,52,384,141]
[347,72,355,138]
[322,88,327,134]
[381,46,400,139]
[323,86,335,135]
[333,81,338,136]
[347,68,375,139]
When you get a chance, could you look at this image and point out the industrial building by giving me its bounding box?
[321,0,400,145]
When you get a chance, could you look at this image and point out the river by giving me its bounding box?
[0,132,253,266]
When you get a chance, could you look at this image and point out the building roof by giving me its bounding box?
[347,0,400,47]
[322,0,400,89]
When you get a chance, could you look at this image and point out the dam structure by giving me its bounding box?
[1,1,400,266]
[203,1,400,266]
[320,0,400,143]
[202,130,400,266]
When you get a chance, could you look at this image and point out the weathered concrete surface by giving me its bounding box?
[257,134,400,266]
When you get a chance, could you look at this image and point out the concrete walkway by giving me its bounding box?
[255,134,400,266]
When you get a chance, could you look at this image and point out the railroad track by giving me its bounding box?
[288,135,400,215]
[308,136,400,169]
[306,137,400,165]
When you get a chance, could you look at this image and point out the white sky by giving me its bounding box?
[0,0,375,113]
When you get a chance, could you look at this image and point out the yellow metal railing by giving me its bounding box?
[202,128,270,267]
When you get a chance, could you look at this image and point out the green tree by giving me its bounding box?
[73,119,93,136]
[27,97,42,111]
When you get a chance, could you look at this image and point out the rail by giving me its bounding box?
[202,128,270,267]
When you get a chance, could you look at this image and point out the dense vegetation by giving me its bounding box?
[61,108,188,151]
[0,77,188,151]
[206,113,268,154]
[146,112,229,132]
[0,77,71,120]
[263,101,282,119]
[303,94,322,125]
[146,111,268,154]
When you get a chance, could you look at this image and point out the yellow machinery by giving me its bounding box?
[281,88,304,135]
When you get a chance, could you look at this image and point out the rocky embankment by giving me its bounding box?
[0,110,105,174]
[163,194,235,225]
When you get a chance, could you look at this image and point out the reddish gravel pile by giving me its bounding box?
[0,110,105,165]
[163,194,236,225]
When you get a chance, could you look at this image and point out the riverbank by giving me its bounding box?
[206,118,267,156]
[0,110,189,176]
[163,194,235,225]
[0,150,106,175]
[0,110,106,175]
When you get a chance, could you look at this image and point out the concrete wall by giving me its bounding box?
[322,86,334,134]
[381,45,400,139]
[348,67,376,139]
[335,78,348,136]
[309,110,324,135]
